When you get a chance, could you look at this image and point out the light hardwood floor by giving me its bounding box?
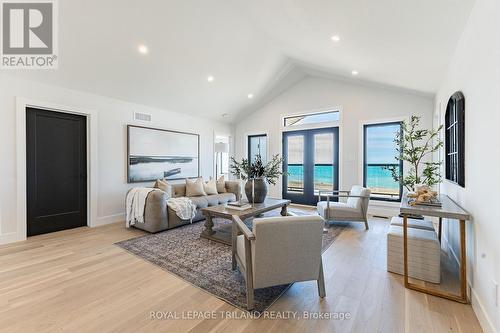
[0,211,482,333]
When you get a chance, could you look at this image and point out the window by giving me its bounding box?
[445,92,465,187]
[248,134,267,163]
[284,110,339,128]
[363,122,403,201]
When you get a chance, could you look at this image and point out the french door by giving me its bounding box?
[282,127,339,205]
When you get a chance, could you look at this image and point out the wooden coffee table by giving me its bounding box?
[200,198,291,245]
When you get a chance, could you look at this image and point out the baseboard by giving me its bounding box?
[443,235,497,333]
[0,232,21,245]
[471,286,497,333]
[93,213,125,227]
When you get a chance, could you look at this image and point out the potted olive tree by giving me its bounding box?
[229,154,285,203]
[385,115,443,202]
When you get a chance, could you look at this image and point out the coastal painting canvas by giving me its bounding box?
[127,125,199,183]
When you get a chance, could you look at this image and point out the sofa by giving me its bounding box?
[132,180,241,233]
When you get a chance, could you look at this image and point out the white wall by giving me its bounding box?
[234,75,434,215]
[435,0,500,331]
[0,74,232,243]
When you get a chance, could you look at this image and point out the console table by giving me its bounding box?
[400,194,471,303]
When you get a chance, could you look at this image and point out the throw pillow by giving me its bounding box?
[204,178,218,195]
[154,179,172,198]
[185,178,207,196]
[216,175,226,193]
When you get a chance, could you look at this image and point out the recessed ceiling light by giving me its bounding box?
[207,75,214,82]
[351,70,359,76]
[247,93,254,99]
[138,45,148,54]
[331,35,340,42]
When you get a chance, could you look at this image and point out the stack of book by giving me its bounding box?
[227,201,252,211]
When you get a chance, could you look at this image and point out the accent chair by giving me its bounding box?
[231,215,326,310]
[317,185,371,230]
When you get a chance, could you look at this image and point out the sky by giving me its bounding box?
[365,123,400,164]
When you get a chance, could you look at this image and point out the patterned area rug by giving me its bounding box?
[116,208,344,313]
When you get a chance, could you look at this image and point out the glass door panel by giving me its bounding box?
[283,127,338,205]
[285,134,304,194]
[314,133,335,195]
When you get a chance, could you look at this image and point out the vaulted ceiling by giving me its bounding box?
[7,0,475,122]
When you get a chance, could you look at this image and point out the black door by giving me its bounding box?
[26,108,87,236]
[282,127,339,205]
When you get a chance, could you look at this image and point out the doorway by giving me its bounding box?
[282,127,339,205]
[26,108,88,236]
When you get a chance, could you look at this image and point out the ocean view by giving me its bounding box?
[287,165,399,194]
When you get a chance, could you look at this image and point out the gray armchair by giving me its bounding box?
[317,185,371,230]
[231,215,326,310]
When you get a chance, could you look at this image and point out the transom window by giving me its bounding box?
[284,110,339,128]
[445,92,465,187]
[363,122,403,201]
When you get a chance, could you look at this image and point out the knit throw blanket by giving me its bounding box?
[167,197,196,221]
[126,188,156,227]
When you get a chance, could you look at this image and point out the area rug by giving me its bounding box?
[116,208,344,313]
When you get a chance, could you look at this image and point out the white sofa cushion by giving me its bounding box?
[203,178,218,195]
[154,179,172,198]
[185,178,207,197]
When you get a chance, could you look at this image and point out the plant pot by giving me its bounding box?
[245,178,268,203]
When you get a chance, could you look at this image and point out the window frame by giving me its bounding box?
[247,134,267,163]
[363,121,403,202]
[445,91,465,187]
